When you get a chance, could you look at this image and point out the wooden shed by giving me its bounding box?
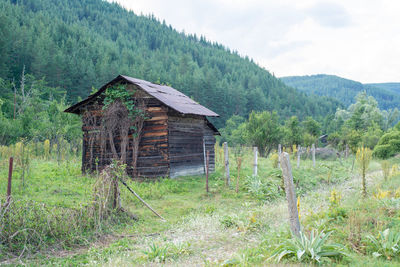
[65,75,219,178]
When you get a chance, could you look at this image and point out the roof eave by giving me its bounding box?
[64,75,220,118]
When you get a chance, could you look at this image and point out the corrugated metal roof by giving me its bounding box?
[65,75,219,117]
[121,75,219,117]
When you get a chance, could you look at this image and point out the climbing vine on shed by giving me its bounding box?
[88,83,148,174]
[103,84,147,133]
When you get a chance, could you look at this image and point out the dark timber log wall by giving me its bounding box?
[134,98,169,178]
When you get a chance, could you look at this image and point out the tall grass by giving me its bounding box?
[0,160,134,260]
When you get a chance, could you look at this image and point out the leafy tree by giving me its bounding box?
[230,122,248,146]
[303,133,317,148]
[284,116,303,147]
[303,116,321,137]
[345,92,384,131]
[219,115,245,146]
[247,111,282,157]
[341,128,361,153]
[327,132,341,148]
[382,108,400,130]
[361,122,383,149]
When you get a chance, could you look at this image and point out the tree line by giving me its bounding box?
[219,92,400,158]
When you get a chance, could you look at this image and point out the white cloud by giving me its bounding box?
[111,0,400,83]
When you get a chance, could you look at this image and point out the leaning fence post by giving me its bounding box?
[297,146,301,168]
[280,152,301,237]
[312,143,316,167]
[6,157,13,207]
[253,147,258,176]
[206,151,209,193]
[223,142,230,186]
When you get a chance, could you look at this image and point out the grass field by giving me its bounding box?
[1,147,400,266]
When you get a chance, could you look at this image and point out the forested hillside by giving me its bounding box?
[0,0,341,128]
[366,82,400,95]
[280,74,400,110]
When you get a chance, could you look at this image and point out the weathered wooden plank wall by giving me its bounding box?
[133,97,169,178]
[168,115,205,178]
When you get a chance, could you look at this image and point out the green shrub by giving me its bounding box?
[270,230,347,263]
[390,139,400,152]
[367,228,400,260]
[143,243,169,263]
[142,242,192,263]
[373,144,394,159]
[327,206,348,222]
[220,215,239,229]
[373,130,400,159]
[244,175,280,201]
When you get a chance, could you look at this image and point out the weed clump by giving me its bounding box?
[367,228,400,260]
[142,242,192,263]
[356,146,372,197]
[270,153,279,169]
[270,230,347,263]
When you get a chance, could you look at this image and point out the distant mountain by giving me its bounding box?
[366,83,400,95]
[280,74,400,110]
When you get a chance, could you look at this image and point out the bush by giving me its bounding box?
[142,242,192,263]
[373,130,400,159]
[367,228,400,260]
[244,175,281,201]
[390,139,400,152]
[270,230,347,263]
[373,144,393,159]
[220,215,239,229]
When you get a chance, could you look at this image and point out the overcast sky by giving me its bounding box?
[112,0,400,83]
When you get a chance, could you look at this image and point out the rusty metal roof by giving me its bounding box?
[65,75,219,117]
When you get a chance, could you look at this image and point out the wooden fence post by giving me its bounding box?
[6,157,13,207]
[297,146,301,168]
[253,147,258,176]
[278,144,282,168]
[280,152,301,237]
[345,144,349,158]
[223,142,230,186]
[312,143,316,167]
[236,156,242,193]
[203,137,206,173]
[206,151,209,193]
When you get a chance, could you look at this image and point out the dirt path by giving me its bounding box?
[103,169,384,266]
